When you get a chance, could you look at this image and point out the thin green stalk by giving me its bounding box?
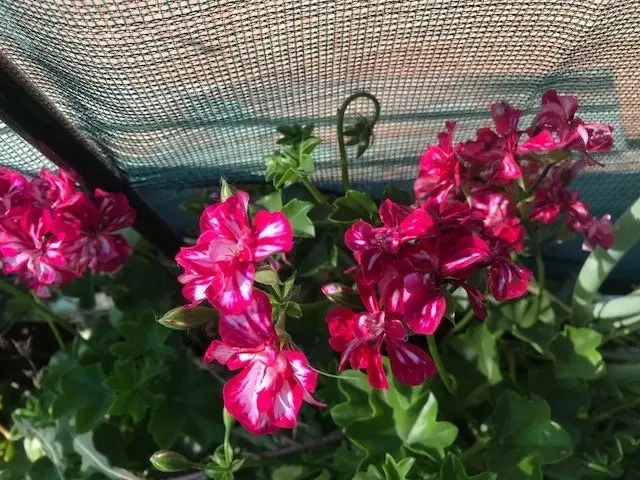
[459,439,486,464]
[591,396,640,424]
[427,335,455,395]
[32,295,65,349]
[0,278,98,351]
[300,177,332,209]
[446,309,475,339]
[0,279,67,348]
[532,245,545,323]
[336,92,381,192]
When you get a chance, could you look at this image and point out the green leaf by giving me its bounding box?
[110,256,169,312]
[297,234,339,277]
[328,190,378,224]
[282,199,315,238]
[254,267,281,286]
[149,351,223,448]
[450,323,502,385]
[440,453,497,479]
[105,363,160,423]
[381,185,413,206]
[51,363,113,434]
[285,301,303,318]
[255,190,283,211]
[550,326,604,379]
[157,306,218,330]
[381,455,416,480]
[485,391,573,480]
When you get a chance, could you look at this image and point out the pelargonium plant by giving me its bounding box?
[0,167,135,297]
[165,89,614,436]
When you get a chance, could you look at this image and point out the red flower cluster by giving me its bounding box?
[0,167,135,297]
[177,191,323,434]
[325,89,614,390]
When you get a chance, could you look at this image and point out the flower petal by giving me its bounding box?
[386,338,437,386]
[216,261,256,314]
[252,210,293,260]
[199,190,250,239]
[219,289,276,347]
[405,289,447,335]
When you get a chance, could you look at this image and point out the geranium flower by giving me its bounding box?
[176,190,293,313]
[398,233,490,334]
[61,189,136,273]
[0,168,30,217]
[0,207,74,297]
[486,239,533,301]
[344,199,434,283]
[205,290,323,434]
[29,168,83,210]
[414,122,461,202]
[470,189,524,250]
[326,270,436,389]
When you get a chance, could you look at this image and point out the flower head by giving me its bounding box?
[414,122,461,202]
[176,191,293,313]
[205,290,323,434]
[325,270,436,389]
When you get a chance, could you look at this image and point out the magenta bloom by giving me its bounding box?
[176,190,293,313]
[62,189,136,273]
[325,271,436,389]
[414,122,461,202]
[205,290,324,435]
[470,189,524,250]
[0,207,73,297]
[0,168,30,217]
[486,239,533,301]
[344,199,434,283]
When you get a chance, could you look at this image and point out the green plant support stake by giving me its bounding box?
[572,196,640,322]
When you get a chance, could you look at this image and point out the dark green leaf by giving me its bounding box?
[485,391,572,480]
[440,453,497,479]
[297,234,339,277]
[329,190,378,224]
[550,326,605,379]
[282,199,315,238]
[105,363,160,423]
[51,363,113,434]
[450,323,502,385]
[255,191,283,212]
[381,185,413,206]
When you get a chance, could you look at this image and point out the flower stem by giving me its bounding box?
[446,309,475,339]
[527,162,554,195]
[532,245,545,323]
[0,278,97,351]
[427,335,455,395]
[300,177,332,209]
[591,396,640,424]
[336,92,381,192]
[0,278,67,349]
[459,439,486,464]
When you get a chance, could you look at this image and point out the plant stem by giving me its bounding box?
[527,163,554,195]
[459,439,486,464]
[532,245,545,323]
[336,92,381,192]
[300,177,332,209]
[446,309,475,338]
[591,396,640,424]
[427,335,455,395]
[0,279,67,349]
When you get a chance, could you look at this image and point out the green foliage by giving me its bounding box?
[328,189,378,224]
[265,128,321,189]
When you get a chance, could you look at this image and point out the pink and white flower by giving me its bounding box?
[205,290,324,434]
[176,191,293,313]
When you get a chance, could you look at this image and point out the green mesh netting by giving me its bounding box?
[0,0,639,278]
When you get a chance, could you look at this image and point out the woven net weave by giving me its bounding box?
[1,0,639,276]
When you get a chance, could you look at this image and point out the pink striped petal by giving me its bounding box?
[199,191,250,240]
[219,289,276,347]
[215,261,256,314]
[386,338,437,386]
[405,289,447,335]
[252,210,293,261]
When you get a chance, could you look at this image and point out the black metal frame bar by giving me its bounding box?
[0,52,182,258]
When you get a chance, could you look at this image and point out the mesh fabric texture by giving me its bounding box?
[0,0,639,277]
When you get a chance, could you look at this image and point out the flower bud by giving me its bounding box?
[157,306,217,330]
[150,450,205,472]
[321,283,361,308]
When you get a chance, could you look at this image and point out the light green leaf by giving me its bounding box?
[220,179,236,201]
[550,326,604,379]
[282,199,315,238]
[254,267,281,286]
[450,323,502,385]
[485,391,572,480]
